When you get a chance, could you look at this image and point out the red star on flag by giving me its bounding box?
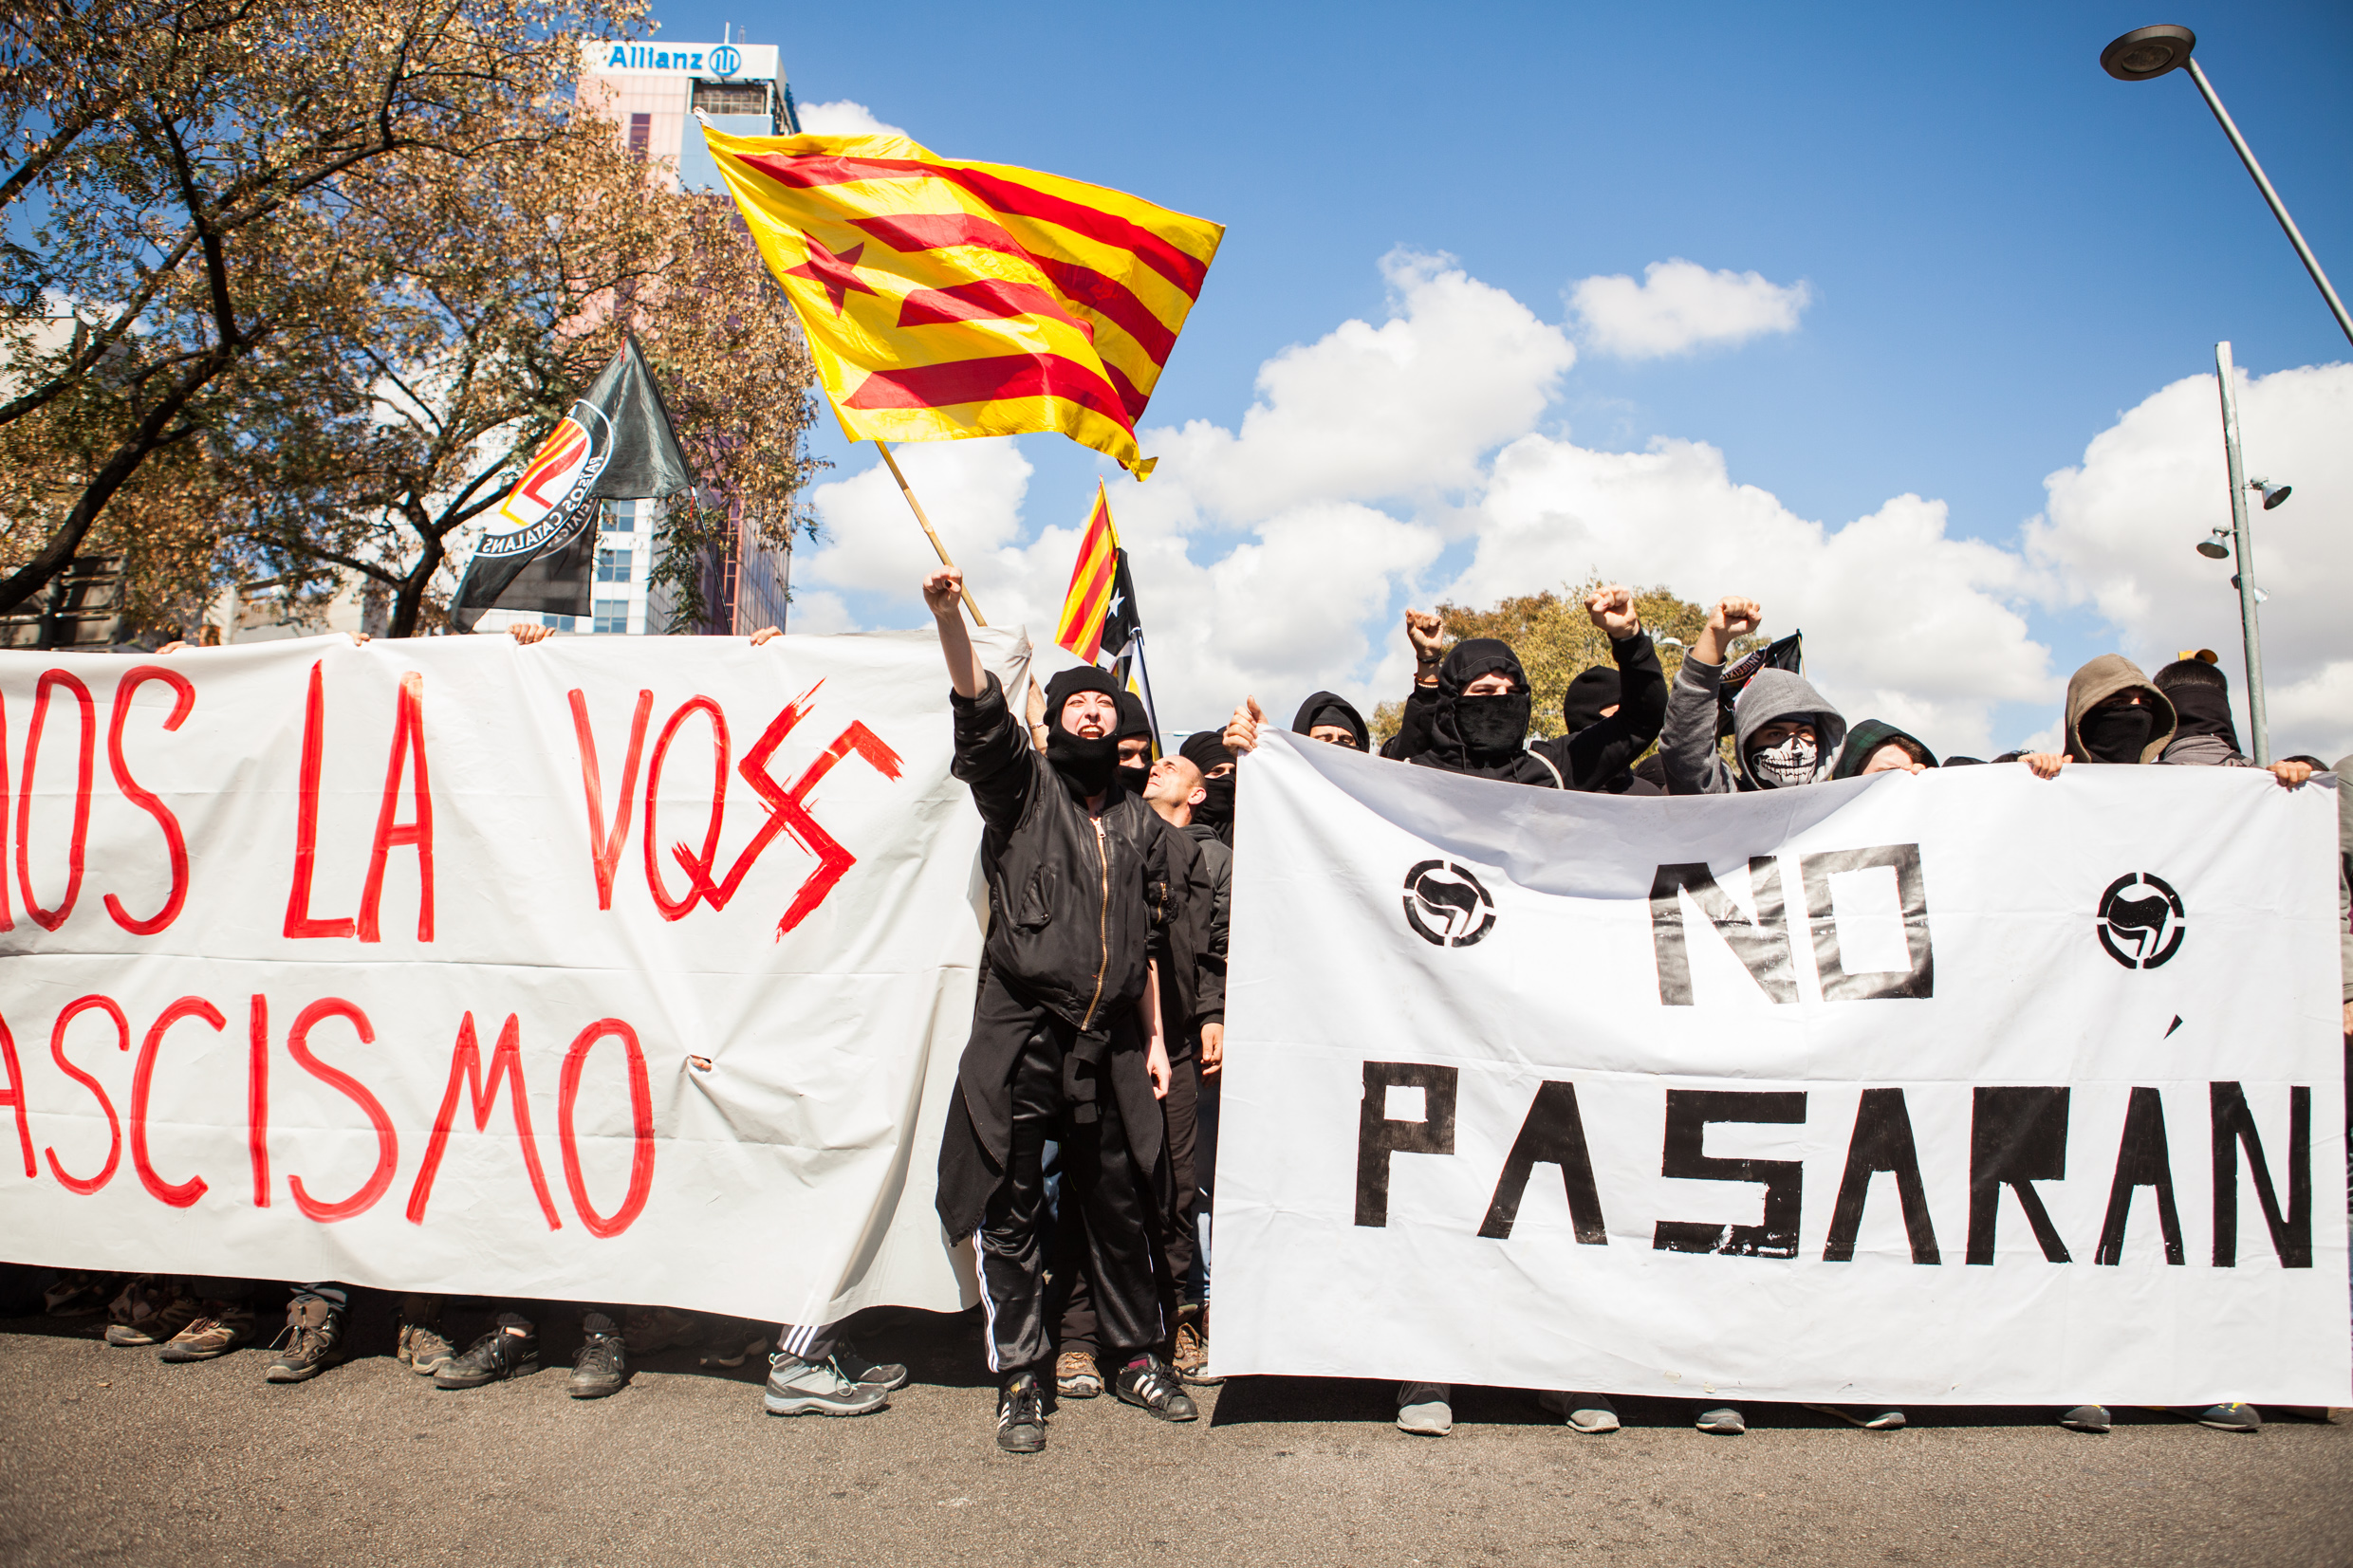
[785,236,879,316]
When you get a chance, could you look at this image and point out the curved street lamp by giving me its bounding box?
[2101,25,2353,346]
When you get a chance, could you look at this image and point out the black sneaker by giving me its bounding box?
[569,1330,628,1398]
[996,1371,1047,1453]
[830,1338,909,1391]
[1114,1354,1198,1422]
[266,1299,346,1383]
[435,1328,539,1390]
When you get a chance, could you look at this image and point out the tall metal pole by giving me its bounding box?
[2182,59,2353,348]
[2213,341,2270,765]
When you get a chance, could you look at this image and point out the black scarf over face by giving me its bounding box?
[1112,690,1152,797]
[1045,665,1122,799]
[2158,676,2241,754]
[2077,701,2156,766]
[1430,638,1532,775]
[1178,729,1233,838]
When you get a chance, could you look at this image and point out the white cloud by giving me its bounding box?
[2024,361,2353,761]
[1569,259,1811,359]
[783,589,855,636]
[1438,438,2050,755]
[794,100,911,139]
[789,247,2344,763]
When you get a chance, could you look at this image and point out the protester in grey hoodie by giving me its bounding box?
[1659,596,1847,795]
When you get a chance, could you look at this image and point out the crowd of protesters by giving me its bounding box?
[8,577,2349,1456]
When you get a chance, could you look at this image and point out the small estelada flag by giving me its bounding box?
[451,337,694,632]
[700,125,1223,476]
[1056,482,1159,750]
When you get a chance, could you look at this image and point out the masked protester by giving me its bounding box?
[1831,720,1938,779]
[1182,729,1237,846]
[1660,597,1848,798]
[1408,638,1564,786]
[1291,691,1370,751]
[1113,690,1155,796]
[918,567,1194,1454]
[2010,656,2176,783]
[1531,586,1668,792]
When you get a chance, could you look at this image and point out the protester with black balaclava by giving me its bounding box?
[2148,655,2317,793]
[1180,729,1237,847]
[922,566,1194,1454]
[1114,689,1155,795]
[1291,691,1371,751]
[1659,596,1849,800]
[1532,585,1667,792]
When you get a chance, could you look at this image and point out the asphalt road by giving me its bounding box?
[4,1299,2351,1568]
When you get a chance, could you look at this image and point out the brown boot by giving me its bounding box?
[1172,1302,1221,1387]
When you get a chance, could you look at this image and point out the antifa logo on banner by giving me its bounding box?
[1401,859,1495,948]
[2097,873,2185,969]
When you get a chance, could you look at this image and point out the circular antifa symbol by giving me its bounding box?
[1402,858,1496,949]
[2097,872,2185,970]
[711,44,741,75]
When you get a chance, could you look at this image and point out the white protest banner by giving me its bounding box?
[1212,732,2347,1407]
[0,630,1021,1326]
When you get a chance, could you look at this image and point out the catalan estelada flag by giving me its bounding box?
[1055,482,1121,659]
[701,125,1224,475]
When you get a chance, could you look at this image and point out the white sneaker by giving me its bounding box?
[1537,1390,1621,1432]
[1695,1405,1746,1435]
[1396,1380,1453,1436]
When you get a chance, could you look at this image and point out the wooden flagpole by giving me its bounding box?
[875,440,986,626]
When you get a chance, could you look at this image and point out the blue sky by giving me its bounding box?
[651,1,2353,755]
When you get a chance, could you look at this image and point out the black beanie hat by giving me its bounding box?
[1043,665,1121,728]
[1178,730,1231,774]
[1114,690,1152,741]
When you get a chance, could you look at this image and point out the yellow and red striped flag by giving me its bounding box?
[700,125,1223,474]
[1055,481,1121,659]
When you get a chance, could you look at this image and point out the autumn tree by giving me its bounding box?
[1371,579,1767,745]
[214,105,819,636]
[0,0,643,618]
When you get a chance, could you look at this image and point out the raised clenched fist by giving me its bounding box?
[1585,583,1640,640]
[921,566,964,618]
[1710,596,1762,639]
[1404,608,1445,662]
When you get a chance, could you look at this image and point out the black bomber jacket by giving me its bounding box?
[951,673,1168,1031]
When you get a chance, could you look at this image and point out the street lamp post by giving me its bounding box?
[2211,340,2269,765]
[2101,24,2353,347]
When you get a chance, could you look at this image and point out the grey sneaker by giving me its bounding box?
[1695,1406,1747,1435]
[697,1324,771,1369]
[398,1320,456,1375]
[1397,1381,1453,1436]
[1806,1403,1905,1430]
[2059,1404,2111,1433]
[764,1352,890,1416]
[1537,1390,1621,1432]
[266,1300,346,1383]
[2177,1402,2261,1432]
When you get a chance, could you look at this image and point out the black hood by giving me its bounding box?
[1561,665,1621,733]
[1290,691,1370,751]
[1832,719,1938,779]
[1430,637,1532,775]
